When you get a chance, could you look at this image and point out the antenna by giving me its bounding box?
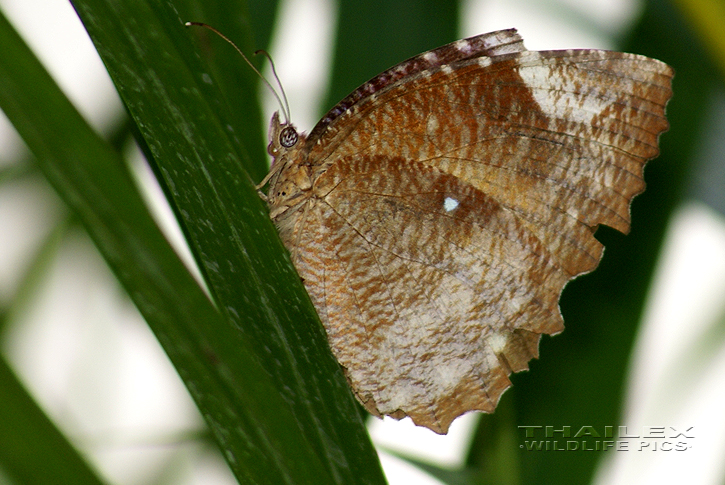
[253,49,292,126]
[185,22,291,124]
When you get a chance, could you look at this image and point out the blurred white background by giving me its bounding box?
[1,0,724,484]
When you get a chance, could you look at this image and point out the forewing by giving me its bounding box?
[307,48,673,278]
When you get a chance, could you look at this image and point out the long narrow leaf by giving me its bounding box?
[0,357,104,485]
[0,8,381,484]
[66,0,386,483]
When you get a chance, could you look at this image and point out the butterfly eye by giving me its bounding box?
[279,126,299,148]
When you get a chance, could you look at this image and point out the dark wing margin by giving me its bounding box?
[307,29,526,143]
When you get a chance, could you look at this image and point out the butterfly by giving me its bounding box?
[258,29,672,434]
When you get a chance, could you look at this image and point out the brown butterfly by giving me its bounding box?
[258,29,672,434]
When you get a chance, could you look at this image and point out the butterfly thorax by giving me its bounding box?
[265,112,312,219]
[264,112,315,257]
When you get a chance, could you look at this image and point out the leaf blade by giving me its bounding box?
[0,7,373,484]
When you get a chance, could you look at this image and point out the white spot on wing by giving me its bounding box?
[477,57,492,68]
[444,197,459,212]
[423,51,438,63]
[489,332,507,353]
[454,39,471,53]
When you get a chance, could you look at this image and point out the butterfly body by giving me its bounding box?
[264,29,672,434]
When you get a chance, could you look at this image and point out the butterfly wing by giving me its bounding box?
[293,154,570,432]
[271,30,673,433]
[307,46,672,277]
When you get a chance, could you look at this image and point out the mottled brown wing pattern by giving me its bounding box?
[264,29,673,434]
[294,155,568,431]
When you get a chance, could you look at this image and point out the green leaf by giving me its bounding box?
[0,357,104,485]
[0,4,385,484]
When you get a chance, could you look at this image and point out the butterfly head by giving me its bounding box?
[267,111,301,156]
[264,112,312,221]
